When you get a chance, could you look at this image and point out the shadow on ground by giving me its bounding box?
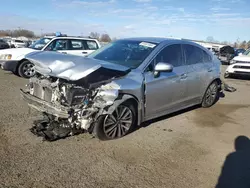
[227,75,250,81]
[134,91,225,131]
[216,135,250,188]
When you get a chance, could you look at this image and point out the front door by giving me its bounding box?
[144,44,188,120]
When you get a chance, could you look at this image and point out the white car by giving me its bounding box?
[0,36,101,78]
[224,48,250,78]
[11,39,26,48]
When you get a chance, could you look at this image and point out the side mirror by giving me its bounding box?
[238,53,243,56]
[154,62,173,78]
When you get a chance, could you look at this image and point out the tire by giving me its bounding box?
[201,81,219,108]
[93,102,136,141]
[18,60,35,78]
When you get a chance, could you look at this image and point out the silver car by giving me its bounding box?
[21,38,221,141]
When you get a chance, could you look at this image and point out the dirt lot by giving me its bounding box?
[0,66,250,188]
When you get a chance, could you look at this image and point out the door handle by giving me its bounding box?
[61,52,67,54]
[82,52,87,54]
[208,69,213,72]
[180,73,187,79]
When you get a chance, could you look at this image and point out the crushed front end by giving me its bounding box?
[21,73,121,141]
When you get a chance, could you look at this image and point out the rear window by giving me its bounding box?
[86,41,98,50]
[69,39,99,50]
[14,40,24,43]
[183,44,212,64]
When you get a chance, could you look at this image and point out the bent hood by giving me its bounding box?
[25,51,130,81]
[0,48,37,59]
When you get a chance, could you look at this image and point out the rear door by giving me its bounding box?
[182,44,209,102]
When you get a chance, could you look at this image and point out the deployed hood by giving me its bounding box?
[233,55,250,62]
[25,51,130,81]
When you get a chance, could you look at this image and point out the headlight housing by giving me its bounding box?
[0,54,12,60]
[230,60,237,64]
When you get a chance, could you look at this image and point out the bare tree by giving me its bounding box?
[89,32,100,40]
[247,41,250,49]
[239,41,247,49]
[100,34,111,42]
[0,29,35,38]
[206,36,215,42]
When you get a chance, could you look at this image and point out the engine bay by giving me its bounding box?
[22,70,122,141]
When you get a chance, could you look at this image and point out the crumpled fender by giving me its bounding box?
[104,94,137,114]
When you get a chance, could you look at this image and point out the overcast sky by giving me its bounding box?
[0,0,249,42]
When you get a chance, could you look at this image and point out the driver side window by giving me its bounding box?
[146,44,183,72]
[45,39,69,51]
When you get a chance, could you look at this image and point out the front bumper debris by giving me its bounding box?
[20,89,70,118]
[0,60,19,72]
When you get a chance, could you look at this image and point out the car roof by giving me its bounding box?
[120,37,179,44]
[44,36,98,41]
[117,37,202,46]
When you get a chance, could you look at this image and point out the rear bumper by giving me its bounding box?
[20,89,70,118]
[0,60,18,72]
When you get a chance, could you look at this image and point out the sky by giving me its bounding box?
[0,0,249,42]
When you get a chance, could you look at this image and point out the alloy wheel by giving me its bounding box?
[205,83,217,106]
[23,63,35,77]
[103,105,133,139]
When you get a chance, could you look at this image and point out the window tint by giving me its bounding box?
[15,40,24,43]
[70,39,85,50]
[45,39,69,51]
[86,41,98,50]
[203,50,212,62]
[183,44,204,65]
[154,44,183,67]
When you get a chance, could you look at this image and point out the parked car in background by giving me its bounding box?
[10,39,26,48]
[20,37,221,141]
[235,48,246,56]
[218,45,235,65]
[224,48,250,78]
[0,39,10,49]
[0,36,101,78]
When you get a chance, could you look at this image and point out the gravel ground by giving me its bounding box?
[0,66,250,188]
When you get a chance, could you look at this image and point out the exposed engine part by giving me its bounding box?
[22,74,121,141]
[31,116,86,141]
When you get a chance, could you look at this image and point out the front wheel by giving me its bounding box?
[224,72,230,78]
[202,81,219,108]
[94,102,136,140]
[18,60,35,78]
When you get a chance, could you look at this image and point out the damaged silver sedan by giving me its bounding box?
[21,38,221,141]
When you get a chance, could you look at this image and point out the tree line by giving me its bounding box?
[206,36,250,49]
[0,29,249,48]
[0,29,113,42]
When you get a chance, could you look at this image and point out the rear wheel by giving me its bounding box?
[94,102,136,140]
[18,60,35,78]
[202,81,219,108]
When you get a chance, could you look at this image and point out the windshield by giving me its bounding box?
[243,49,250,56]
[29,38,52,50]
[88,40,157,69]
